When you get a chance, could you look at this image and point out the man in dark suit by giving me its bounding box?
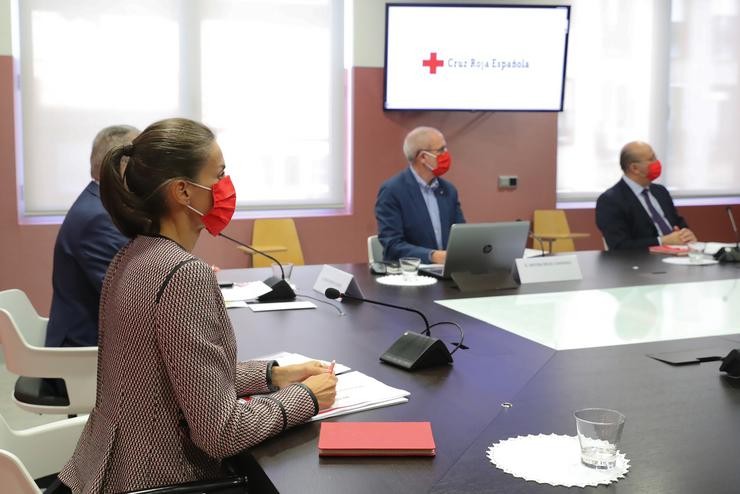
[375,126,465,263]
[596,141,697,250]
[46,125,139,347]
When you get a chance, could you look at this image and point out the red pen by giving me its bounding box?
[328,360,336,374]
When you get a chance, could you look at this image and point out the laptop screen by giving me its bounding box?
[421,221,530,279]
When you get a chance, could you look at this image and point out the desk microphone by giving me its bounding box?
[324,287,430,335]
[324,288,453,371]
[728,207,739,248]
[713,207,740,263]
[219,233,296,302]
[720,349,740,378]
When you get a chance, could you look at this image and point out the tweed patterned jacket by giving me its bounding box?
[59,235,318,494]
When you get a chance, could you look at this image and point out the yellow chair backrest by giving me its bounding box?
[251,219,305,267]
[533,209,575,253]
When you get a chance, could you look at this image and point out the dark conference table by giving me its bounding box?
[220,251,740,494]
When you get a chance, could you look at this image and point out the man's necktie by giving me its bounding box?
[641,188,672,235]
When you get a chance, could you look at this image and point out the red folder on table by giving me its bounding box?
[649,245,689,255]
[318,422,436,457]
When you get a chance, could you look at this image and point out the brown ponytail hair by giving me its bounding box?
[99,118,215,238]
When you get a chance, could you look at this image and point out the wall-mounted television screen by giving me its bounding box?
[384,4,571,111]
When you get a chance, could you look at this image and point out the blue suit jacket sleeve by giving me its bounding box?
[375,170,465,262]
[46,182,129,347]
[79,212,129,293]
[375,181,435,262]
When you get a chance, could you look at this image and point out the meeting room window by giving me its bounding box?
[13,0,349,220]
[556,0,740,204]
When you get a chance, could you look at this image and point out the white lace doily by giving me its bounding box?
[486,434,630,488]
[375,274,437,287]
[662,257,718,266]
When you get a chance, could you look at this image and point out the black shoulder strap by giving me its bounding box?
[156,258,198,304]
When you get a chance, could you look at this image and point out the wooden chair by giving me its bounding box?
[248,219,305,267]
[531,209,590,253]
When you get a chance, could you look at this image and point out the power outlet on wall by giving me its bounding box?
[498,175,518,189]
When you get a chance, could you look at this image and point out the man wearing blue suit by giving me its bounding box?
[375,127,465,263]
[596,141,697,250]
[46,125,139,347]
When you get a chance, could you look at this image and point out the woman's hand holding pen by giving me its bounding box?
[303,372,337,410]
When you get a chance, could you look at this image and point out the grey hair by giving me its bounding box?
[90,125,139,180]
[402,126,442,163]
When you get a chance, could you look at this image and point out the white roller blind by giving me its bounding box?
[557,0,740,203]
[14,0,347,218]
[556,0,669,202]
[667,0,740,198]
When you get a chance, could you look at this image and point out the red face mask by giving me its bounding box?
[187,175,237,236]
[424,150,452,177]
[646,160,662,181]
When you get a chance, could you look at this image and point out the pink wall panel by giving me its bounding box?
[0,58,736,314]
[0,56,61,313]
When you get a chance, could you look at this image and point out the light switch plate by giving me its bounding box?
[498,175,518,189]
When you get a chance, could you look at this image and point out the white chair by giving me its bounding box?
[368,235,384,263]
[0,449,41,494]
[0,289,97,415]
[0,412,87,480]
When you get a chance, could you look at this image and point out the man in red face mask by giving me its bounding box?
[375,126,466,264]
[596,141,697,250]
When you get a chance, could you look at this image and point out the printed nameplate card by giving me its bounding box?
[313,265,365,298]
[515,255,582,284]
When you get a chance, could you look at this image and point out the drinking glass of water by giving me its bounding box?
[399,257,421,279]
[573,408,625,469]
[687,242,706,263]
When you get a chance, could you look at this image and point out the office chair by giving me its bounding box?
[250,218,305,267]
[0,289,97,415]
[0,449,41,494]
[0,411,87,480]
[0,447,247,494]
[532,209,590,253]
[367,235,384,263]
[121,475,248,493]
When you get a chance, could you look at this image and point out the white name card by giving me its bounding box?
[515,255,583,284]
[312,265,365,298]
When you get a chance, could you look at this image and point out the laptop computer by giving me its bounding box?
[420,221,530,290]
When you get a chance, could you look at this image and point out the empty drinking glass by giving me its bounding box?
[574,408,625,470]
[399,257,421,279]
[271,262,293,281]
[687,242,706,263]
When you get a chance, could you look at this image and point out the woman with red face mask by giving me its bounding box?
[50,118,337,494]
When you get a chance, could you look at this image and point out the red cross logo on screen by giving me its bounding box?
[422,52,444,74]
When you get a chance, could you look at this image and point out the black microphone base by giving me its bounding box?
[380,331,453,371]
[720,349,740,378]
[258,277,296,302]
[714,247,740,263]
